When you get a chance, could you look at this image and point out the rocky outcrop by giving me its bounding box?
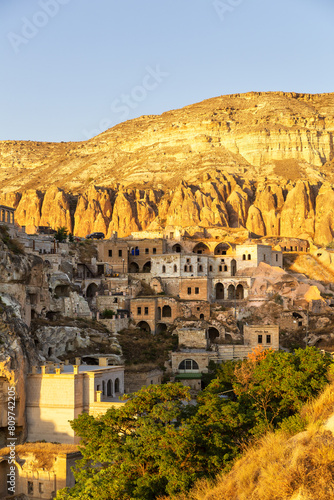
[1,91,334,243]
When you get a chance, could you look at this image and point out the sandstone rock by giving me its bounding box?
[39,186,73,232]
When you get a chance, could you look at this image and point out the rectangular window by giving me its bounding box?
[144,307,149,315]
[219,265,222,272]
[118,249,122,257]
[96,384,100,391]
[258,335,263,344]
[276,254,278,261]
[195,287,199,294]
[209,265,212,272]
[39,483,44,494]
[145,248,149,254]
[153,248,156,254]
[187,287,191,295]
[137,307,141,315]
[187,258,190,263]
[108,249,112,257]
[266,335,271,344]
[28,482,34,495]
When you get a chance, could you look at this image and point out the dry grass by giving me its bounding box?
[284,253,334,282]
[162,383,334,500]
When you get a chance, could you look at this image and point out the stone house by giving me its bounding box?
[171,325,280,390]
[0,445,80,499]
[26,360,124,444]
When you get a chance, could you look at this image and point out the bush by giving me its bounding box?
[102,309,115,318]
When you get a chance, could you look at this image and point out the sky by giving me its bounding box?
[1,0,333,143]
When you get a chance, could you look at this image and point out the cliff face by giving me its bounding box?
[1,91,334,243]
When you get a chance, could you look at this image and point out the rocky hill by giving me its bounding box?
[1,91,334,242]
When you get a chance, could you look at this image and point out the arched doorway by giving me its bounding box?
[200,314,204,320]
[192,242,210,254]
[215,283,224,300]
[129,262,140,273]
[208,327,219,342]
[137,321,151,333]
[143,261,151,273]
[86,283,98,297]
[172,244,182,253]
[236,284,244,300]
[107,379,113,397]
[228,284,235,300]
[231,259,237,276]
[115,378,120,393]
[156,323,167,334]
[162,305,172,317]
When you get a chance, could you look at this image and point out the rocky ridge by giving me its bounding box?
[1,91,334,243]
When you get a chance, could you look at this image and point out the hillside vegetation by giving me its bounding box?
[170,382,334,500]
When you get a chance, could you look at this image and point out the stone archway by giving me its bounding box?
[228,284,235,300]
[215,283,224,300]
[214,243,231,255]
[86,282,98,297]
[172,244,182,253]
[137,321,151,333]
[236,284,244,300]
[208,327,219,342]
[192,242,210,255]
[156,323,167,334]
[129,262,140,273]
[107,379,113,397]
[162,305,172,318]
[143,261,151,273]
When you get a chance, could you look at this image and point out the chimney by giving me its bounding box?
[41,365,46,374]
[99,357,108,367]
[55,368,61,375]
[73,365,79,375]
[75,357,81,366]
[96,390,102,402]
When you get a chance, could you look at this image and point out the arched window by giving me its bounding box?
[200,314,204,320]
[189,265,193,272]
[173,265,177,272]
[198,265,203,272]
[178,359,199,370]
[184,265,188,272]
[115,378,120,393]
[224,265,227,272]
[242,254,246,261]
[162,265,166,273]
[248,254,251,260]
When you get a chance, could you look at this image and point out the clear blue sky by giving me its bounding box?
[1,0,333,142]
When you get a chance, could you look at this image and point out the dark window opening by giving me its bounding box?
[195,287,199,294]
[187,287,191,295]
[144,307,149,315]
[266,335,271,344]
[137,307,141,315]
[258,335,263,344]
[118,249,122,257]
[108,249,112,257]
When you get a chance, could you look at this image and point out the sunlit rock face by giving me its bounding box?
[1,91,334,243]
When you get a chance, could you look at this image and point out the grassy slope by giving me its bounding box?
[162,383,334,500]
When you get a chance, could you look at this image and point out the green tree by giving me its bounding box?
[233,347,331,433]
[56,383,244,500]
[54,226,68,242]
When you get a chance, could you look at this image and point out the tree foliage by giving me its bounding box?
[57,348,332,500]
[54,226,68,242]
